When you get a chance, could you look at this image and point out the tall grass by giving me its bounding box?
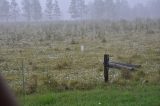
[0,19,160,93]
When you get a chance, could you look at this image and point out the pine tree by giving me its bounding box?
[115,0,130,19]
[31,0,42,21]
[103,0,115,19]
[149,0,160,18]
[0,0,10,22]
[22,0,31,21]
[45,0,53,20]
[77,0,87,19]
[93,0,105,19]
[69,0,79,19]
[10,0,20,22]
[53,0,61,20]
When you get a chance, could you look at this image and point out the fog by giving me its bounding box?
[0,0,160,22]
[0,1,160,104]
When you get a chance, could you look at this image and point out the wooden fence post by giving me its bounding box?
[104,54,109,82]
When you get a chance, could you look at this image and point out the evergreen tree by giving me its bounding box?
[133,3,146,19]
[10,0,20,22]
[69,0,87,19]
[31,0,42,21]
[45,0,53,20]
[103,0,115,19]
[93,0,104,19]
[0,0,10,21]
[115,0,130,19]
[22,0,31,21]
[69,0,79,19]
[53,0,61,20]
[149,0,160,18]
[77,0,87,19]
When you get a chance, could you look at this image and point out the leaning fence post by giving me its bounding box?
[104,54,109,82]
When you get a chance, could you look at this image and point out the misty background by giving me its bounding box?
[0,0,160,22]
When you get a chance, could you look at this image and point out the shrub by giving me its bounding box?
[101,38,107,43]
[97,64,103,72]
[70,38,79,44]
[134,71,145,81]
[43,75,58,90]
[54,56,73,70]
[26,75,38,94]
[121,70,132,80]
[137,71,145,77]
[111,78,128,86]
[65,47,71,51]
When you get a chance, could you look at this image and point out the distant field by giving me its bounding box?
[0,20,160,105]
[22,85,160,106]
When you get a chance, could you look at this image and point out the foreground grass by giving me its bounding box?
[22,85,160,106]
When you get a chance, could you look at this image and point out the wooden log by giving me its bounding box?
[110,61,141,68]
[109,62,134,70]
[104,54,109,82]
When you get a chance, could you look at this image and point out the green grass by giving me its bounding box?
[22,85,160,106]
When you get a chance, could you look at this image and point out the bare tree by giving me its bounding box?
[31,0,42,21]
[45,0,53,20]
[10,0,20,22]
[77,0,87,20]
[0,0,10,22]
[92,0,105,19]
[103,0,115,19]
[53,0,61,20]
[22,0,31,21]
[69,0,79,19]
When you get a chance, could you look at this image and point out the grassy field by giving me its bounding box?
[22,85,160,106]
[0,20,160,105]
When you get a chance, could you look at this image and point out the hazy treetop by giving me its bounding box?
[0,0,159,21]
[14,0,150,19]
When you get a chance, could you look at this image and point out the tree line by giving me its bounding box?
[0,0,61,22]
[69,0,160,20]
[0,0,160,22]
